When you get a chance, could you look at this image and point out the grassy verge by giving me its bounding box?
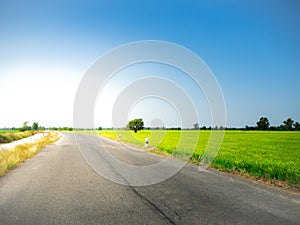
[0,131,61,176]
[97,130,300,187]
[0,130,35,143]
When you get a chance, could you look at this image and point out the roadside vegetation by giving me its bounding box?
[0,121,44,144]
[0,131,61,176]
[0,131,35,143]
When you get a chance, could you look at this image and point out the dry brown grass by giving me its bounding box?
[0,131,61,176]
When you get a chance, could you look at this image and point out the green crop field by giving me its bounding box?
[97,130,300,185]
[0,130,19,134]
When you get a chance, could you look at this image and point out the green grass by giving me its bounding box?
[97,130,300,185]
[0,131,61,176]
[0,130,36,143]
[0,130,19,134]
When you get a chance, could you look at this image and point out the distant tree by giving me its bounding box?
[201,126,207,130]
[32,122,39,130]
[193,123,199,130]
[256,117,270,130]
[293,121,300,131]
[126,118,144,133]
[283,118,294,131]
[19,121,32,132]
[98,127,102,130]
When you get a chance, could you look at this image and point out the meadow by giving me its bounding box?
[98,130,300,185]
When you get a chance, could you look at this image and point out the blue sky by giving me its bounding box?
[0,0,299,128]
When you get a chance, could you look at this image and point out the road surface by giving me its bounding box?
[0,133,299,225]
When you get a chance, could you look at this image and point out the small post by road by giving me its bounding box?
[145,138,149,148]
[118,134,121,141]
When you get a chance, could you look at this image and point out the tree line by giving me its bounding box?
[246,117,300,131]
[0,122,74,132]
[126,118,300,132]
[2,117,299,133]
[192,118,299,131]
[19,121,44,131]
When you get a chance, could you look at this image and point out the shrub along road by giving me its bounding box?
[0,132,47,150]
[0,133,299,225]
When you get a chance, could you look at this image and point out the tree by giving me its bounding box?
[32,122,39,130]
[283,118,294,131]
[294,121,300,131]
[193,123,199,130]
[256,117,270,130]
[201,126,207,130]
[126,118,144,133]
[19,121,31,132]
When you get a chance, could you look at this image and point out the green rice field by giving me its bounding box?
[97,130,300,185]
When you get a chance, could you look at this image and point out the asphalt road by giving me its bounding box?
[0,133,299,225]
